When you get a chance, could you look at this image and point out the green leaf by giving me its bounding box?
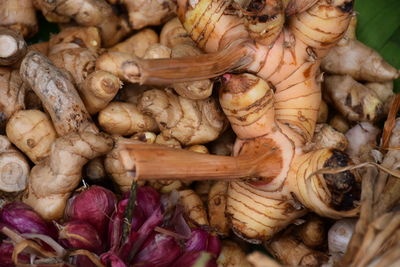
[355,0,400,92]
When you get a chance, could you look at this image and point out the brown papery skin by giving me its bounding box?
[28,42,49,56]
[35,0,130,47]
[6,110,57,164]
[0,68,26,133]
[110,28,159,58]
[20,51,96,135]
[0,0,38,38]
[0,28,27,66]
[0,135,29,192]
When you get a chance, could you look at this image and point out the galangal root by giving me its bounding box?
[117,0,361,242]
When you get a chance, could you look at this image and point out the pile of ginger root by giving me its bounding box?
[1,0,400,266]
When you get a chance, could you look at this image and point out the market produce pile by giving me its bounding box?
[0,0,399,266]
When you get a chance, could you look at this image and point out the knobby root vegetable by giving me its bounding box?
[19,51,113,220]
[117,83,152,105]
[49,47,97,85]
[48,26,101,53]
[117,0,359,242]
[118,73,360,242]
[324,75,383,122]
[20,51,96,135]
[171,43,214,100]
[35,0,130,47]
[247,251,282,267]
[6,110,57,164]
[0,28,27,66]
[160,17,192,48]
[138,88,226,145]
[345,122,380,164]
[329,114,350,134]
[217,240,253,267]
[110,28,159,58]
[78,70,122,115]
[105,137,148,192]
[0,68,26,133]
[0,0,38,38]
[208,181,229,236]
[295,214,326,248]
[84,157,106,182]
[120,0,176,30]
[178,189,209,227]
[22,131,113,220]
[321,39,399,82]
[265,233,328,266]
[96,0,353,90]
[159,18,213,99]
[98,102,158,136]
[0,135,29,192]
[303,124,348,152]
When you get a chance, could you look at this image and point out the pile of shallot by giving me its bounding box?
[0,185,221,266]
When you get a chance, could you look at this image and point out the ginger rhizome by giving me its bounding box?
[6,110,57,164]
[34,0,130,47]
[19,51,113,220]
[0,135,29,192]
[138,88,226,146]
[0,0,38,38]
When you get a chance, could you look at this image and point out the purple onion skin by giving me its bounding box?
[65,186,117,238]
[0,202,57,238]
[108,199,145,252]
[185,229,221,257]
[59,221,103,254]
[124,186,160,219]
[172,251,217,267]
[101,252,127,267]
[131,233,181,267]
[74,255,99,267]
[0,242,30,266]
